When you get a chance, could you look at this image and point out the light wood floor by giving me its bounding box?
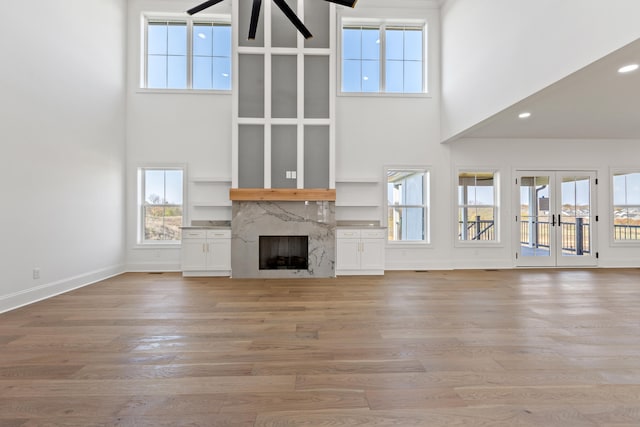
[2,269,640,426]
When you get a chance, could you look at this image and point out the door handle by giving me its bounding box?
[551,215,556,227]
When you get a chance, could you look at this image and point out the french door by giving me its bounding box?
[515,171,597,267]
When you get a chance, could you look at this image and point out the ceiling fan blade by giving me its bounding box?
[324,0,358,7]
[273,0,313,39]
[248,0,262,40]
[187,0,226,15]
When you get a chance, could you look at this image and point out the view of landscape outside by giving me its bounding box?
[457,172,496,241]
[613,172,640,240]
[143,169,183,242]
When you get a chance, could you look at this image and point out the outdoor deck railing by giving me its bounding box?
[460,219,640,248]
[613,224,640,240]
[519,220,591,254]
[458,218,495,241]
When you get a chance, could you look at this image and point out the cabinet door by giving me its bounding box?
[208,239,231,271]
[336,238,361,271]
[181,239,207,271]
[360,238,385,271]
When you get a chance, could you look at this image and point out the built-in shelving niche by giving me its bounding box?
[188,177,232,223]
[335,179,383,223]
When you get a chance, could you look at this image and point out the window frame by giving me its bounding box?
[611,169,640,245]
[455,169,500,246]
[140,12,232,93]
[339,18,428,97]
[385,167,431,246]
[137,165,187,247]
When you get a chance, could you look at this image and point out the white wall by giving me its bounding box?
[449,138,640,269]
[125,0,233,271]
[122,0,640,273]
[336,3,450,270]
[441,0,640,142]
[0,0,127,312]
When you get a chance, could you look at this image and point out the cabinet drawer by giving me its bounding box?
[337,229,361,239]
[206,229,231,239]
[361,229,386,239]
[182,230,207,239]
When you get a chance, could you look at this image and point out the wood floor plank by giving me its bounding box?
[1,269,640,425]
[219,390,368,413]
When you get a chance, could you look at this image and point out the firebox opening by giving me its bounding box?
[259,236,309,270]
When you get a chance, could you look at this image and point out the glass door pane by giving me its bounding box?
[517,174,555,266]
[558,174,594,264]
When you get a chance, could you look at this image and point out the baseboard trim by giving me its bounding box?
[0,264,126,314]
[125,262,181,272]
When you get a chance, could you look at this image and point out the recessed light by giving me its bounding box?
[518,112,531,119]
[618,63,639,74]
[197,33,206,39]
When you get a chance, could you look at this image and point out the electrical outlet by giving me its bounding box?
[33,268,40,279]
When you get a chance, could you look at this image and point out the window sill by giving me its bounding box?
[136,88,232,96]
[338,91,432,99]
[454,242,504,248]
[387,241,432,249]
[610,240,640,247]
[133,243,182,250]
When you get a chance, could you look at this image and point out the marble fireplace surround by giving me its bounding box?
[230,190,336,278]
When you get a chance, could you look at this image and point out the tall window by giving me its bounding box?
[458,171,498,242]
[387,169,429,242]
[139,168,184,243]
[144,16,231,90]
[613,171,640,241]
[342,23,425,93]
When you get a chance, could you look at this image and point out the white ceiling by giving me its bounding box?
[457,37,640,140]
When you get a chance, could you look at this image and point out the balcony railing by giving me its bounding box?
[614,224,640,240]
[458,217,495,241]
[519,220,591,254]
[460,219,640,247]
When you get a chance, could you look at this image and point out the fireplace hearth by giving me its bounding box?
[259,236,309,270]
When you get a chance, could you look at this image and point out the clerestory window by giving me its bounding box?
[341,23,425,94]
[143,15,231,91]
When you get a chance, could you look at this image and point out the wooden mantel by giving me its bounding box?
[229,188,336,202]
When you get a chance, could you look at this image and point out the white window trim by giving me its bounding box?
[610,168,640,246]
[136,165,187,248]
[384,166,431,246]
[338,16,428,97]
[454,168,501,247]
[140,12,232,91]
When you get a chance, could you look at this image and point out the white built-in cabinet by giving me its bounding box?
[336,228,386,275]
[181,229,231,277]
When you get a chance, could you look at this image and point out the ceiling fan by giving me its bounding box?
[187,0,358,40]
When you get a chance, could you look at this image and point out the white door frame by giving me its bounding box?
[515,170,598,267]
